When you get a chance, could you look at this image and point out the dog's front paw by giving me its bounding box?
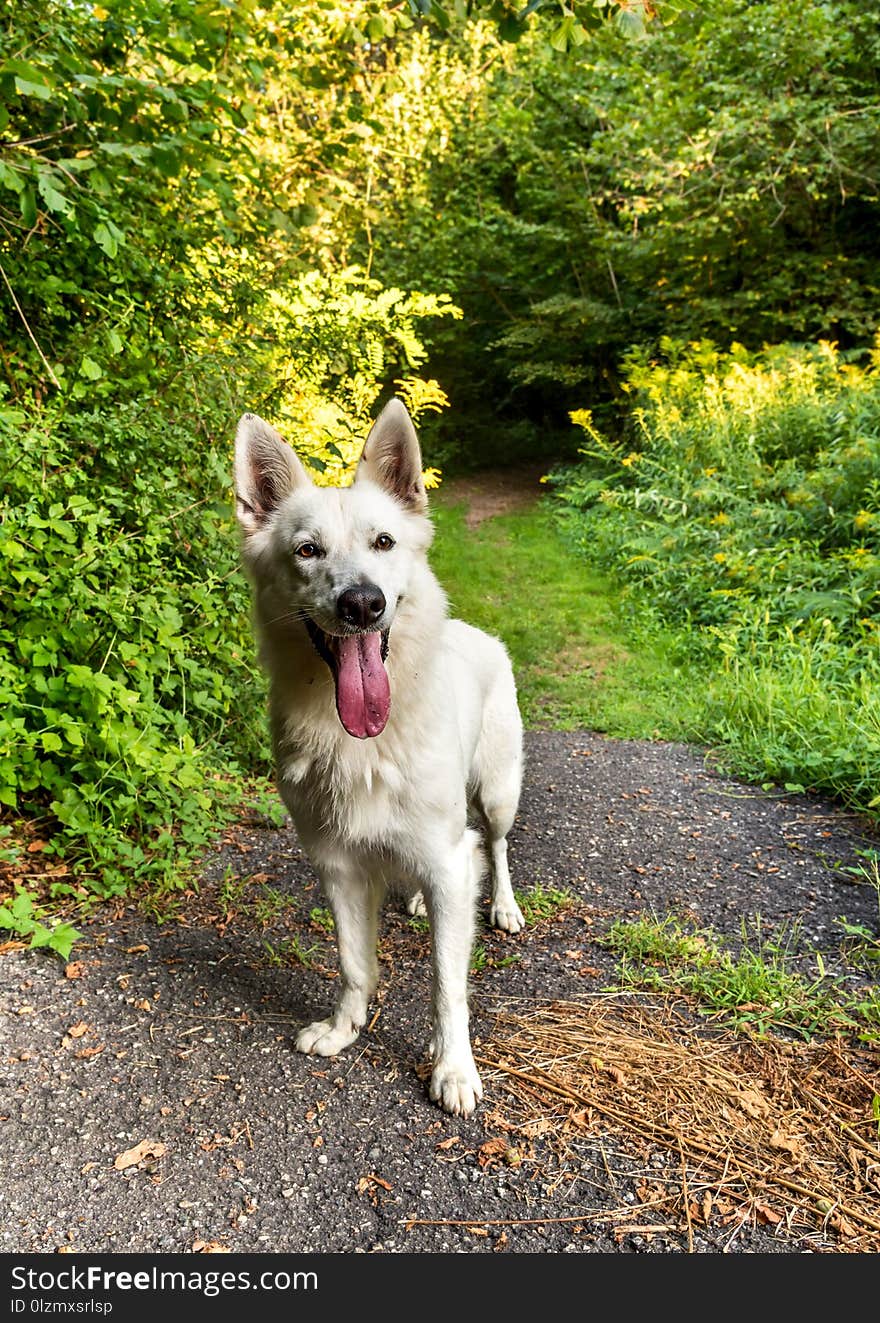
[490,897,525,934]
[406,891,428,918]
[295,1019,359,1057]
[429,1057,483,1117]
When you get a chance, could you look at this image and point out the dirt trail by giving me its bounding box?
[437,464,547,526]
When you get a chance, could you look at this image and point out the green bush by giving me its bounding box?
[554,337,880,810]
[0,386,254,894]
[0,273,455,897]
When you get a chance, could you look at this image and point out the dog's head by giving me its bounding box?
[234,399,434,740]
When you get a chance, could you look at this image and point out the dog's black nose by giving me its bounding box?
[337,584,386,628]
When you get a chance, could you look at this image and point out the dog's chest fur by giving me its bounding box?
[268,610,462,851]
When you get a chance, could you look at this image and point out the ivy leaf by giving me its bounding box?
[11,891,33,921]
[6,58,54,100]
[19,187,37,227]
[47,923,82,961]
[16,76,51,99]
[0,161,25,194]
[93,222,119,257]
[37,174,73,217]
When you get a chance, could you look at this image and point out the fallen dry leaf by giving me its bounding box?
[26,840,47,853]
[769,1128,804,1159]
[357,1174,392,1192]
[67,1021,89,1039]
[735,1089,770,1120]
[522,1116,554,1137]
[114,1139,168,1171]
[125,945,149,954]
[134,999,151,1012]
[436,1136,460,1151]
[754,1201,783,1226]
[64,962,86,980]
[356,1173,392,1207]
[75,1044,104,1059]
[478,1137,508,1168]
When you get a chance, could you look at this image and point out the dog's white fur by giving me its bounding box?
[234,399,524,1115]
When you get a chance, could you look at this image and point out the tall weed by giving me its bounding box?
[554,338,880,810]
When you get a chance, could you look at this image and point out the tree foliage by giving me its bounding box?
[360,0,880,457]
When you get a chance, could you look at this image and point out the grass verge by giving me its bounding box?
[601,911,880,1045]
[430,498,701,737]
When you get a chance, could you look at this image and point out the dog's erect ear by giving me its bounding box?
[355,398,427,514]
[234,413,310,533]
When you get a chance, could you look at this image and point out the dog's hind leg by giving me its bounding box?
[296,865,381,1057]
[473,673,525,934]
[405,891,427,918]
[485,810,523,933]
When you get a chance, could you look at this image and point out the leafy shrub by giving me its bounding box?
[0,886,80,959]
[0,388,254,893]
[0,270,455,896]
[554,337,880,810]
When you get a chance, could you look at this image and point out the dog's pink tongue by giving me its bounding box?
[334,633,390,739]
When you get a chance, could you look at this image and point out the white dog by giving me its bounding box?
[233,399,524,1115]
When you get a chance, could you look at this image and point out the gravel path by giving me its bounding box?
[2,732,877,1256]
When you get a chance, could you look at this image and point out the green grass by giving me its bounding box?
[309,906,335,935]
[835,851,880,971]
[253,886,297,927]
[514,883,575,924]
[602,912,880,1043]
[430,498,700,737]
[470,939,521,974]
[262,935,323,969]
[702,626,880,812]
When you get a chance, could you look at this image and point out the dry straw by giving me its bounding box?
[475,996,880,1251]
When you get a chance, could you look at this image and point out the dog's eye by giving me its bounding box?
[295,542,320,559]
[374,533,395,551]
